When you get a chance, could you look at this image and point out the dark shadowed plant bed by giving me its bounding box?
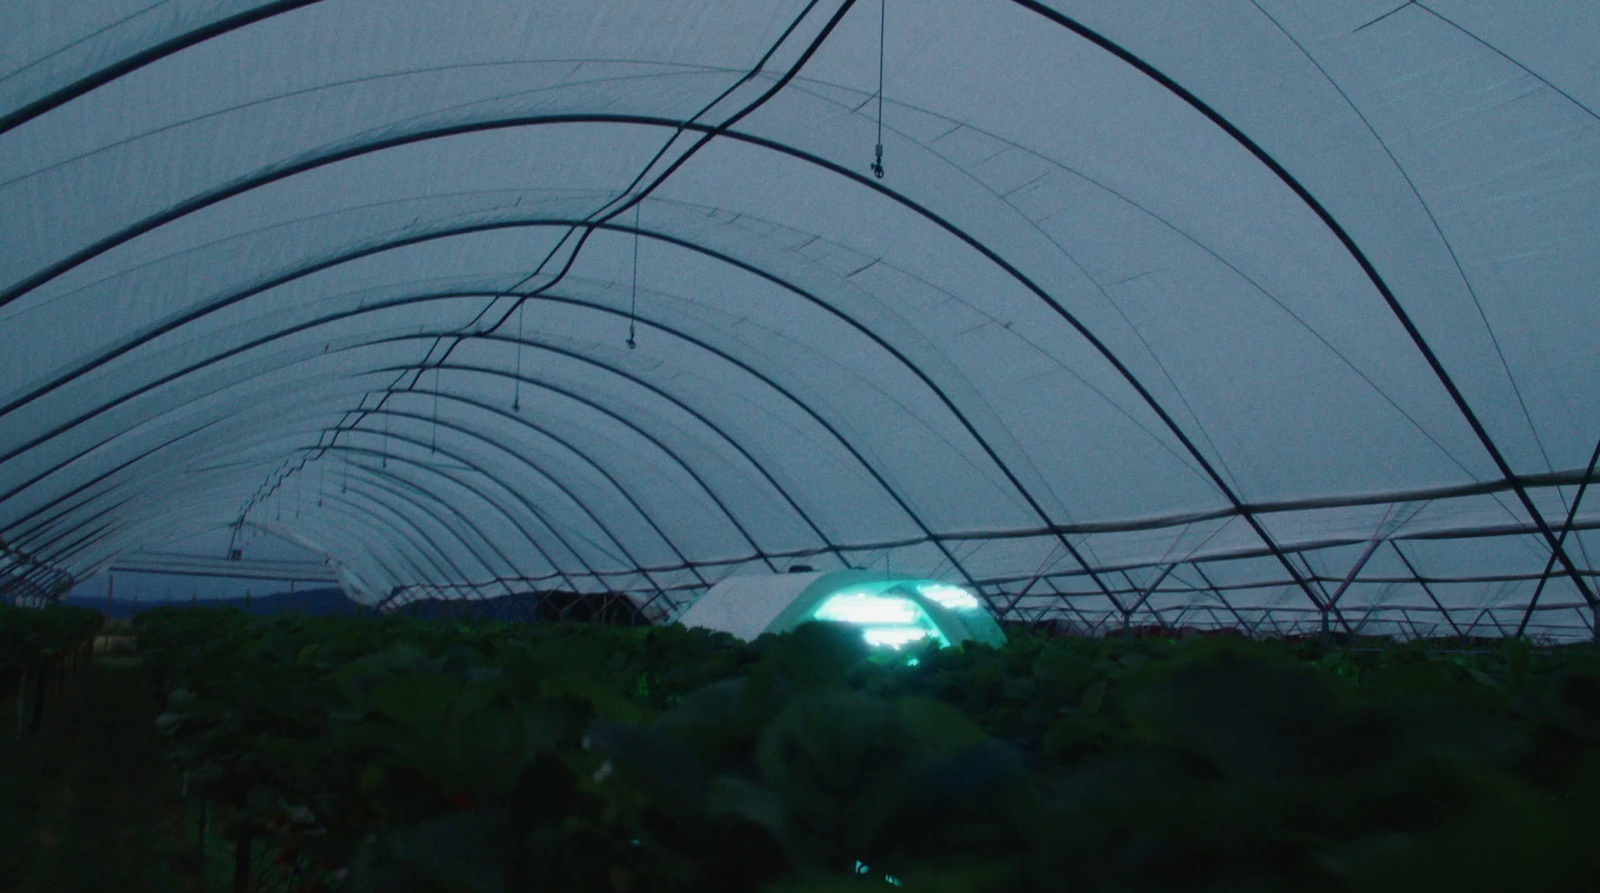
[0,655,202,892]
[127,608,1600,893]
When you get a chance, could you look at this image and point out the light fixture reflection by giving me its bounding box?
[813,593,920,624]
[917,583,981,611]
[861,627,933,649]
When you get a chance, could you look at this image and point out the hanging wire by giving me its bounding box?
[871,0,886,179]
[626,203,640,349]
[512,300,524,411]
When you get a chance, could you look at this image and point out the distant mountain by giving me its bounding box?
[394,590,647,625]
[65,587,646,624]
[66,586,367,619]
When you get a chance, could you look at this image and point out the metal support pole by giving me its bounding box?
[1325,535,1385,619]
[1023,606,1051,635]
[1122,562,1178,638]
[1389,542,1464,641]
[1516,435,1600,640]
[1191,565,1251,633]
[1487,609,1509,638]
[1041,587,1099,638]
[1170,606,1193,631]
[1348,605,1375,638]
[1001,574,1044,620]
[1265,614,1286,638]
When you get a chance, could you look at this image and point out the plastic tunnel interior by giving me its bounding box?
[3,1,1600,640]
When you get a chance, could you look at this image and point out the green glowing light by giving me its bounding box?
[771,572,1004,652]
[861,627,932,649]
[917,582,981,611]
[813,593,920,624]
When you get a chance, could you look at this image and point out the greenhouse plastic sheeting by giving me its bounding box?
[2,1,1597,639]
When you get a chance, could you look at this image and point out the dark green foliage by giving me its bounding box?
[0,658,197,892]
[1,603,102,735]
[0,603,102,678]
[132,609,1600,893]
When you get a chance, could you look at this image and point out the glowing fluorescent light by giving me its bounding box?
[813,593,920,625]
[917,583,981,611]
[861,627,932,649]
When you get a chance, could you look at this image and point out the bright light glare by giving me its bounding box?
[918,583,981,611]
[813,593,920,624]
[862,627,932,649]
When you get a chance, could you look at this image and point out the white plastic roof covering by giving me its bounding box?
[676,571,829,643]
[2,1,1598,638]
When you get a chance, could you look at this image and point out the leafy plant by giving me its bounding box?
[133,609,1600,892]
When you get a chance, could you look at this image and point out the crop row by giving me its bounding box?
[133,608,1600,893]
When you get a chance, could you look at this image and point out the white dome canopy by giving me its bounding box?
[2,0,1598,639]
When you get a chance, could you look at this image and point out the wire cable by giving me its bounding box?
[512,300,524,410]
[871,0,886,178]
[627,202,640,349]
